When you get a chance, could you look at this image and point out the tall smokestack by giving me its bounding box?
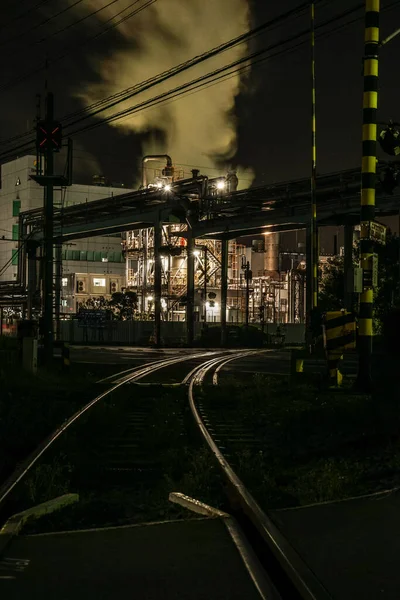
[264,233,280,272]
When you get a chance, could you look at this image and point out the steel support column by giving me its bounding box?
[154,220,162,347]
[344,224,354,312]
[220,238,228,346]
[27,242,38,320]
[43,92,55,364]
[54,243,62,339]
[186,228,195,346]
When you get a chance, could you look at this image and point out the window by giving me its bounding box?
[94,251,102,262]
[11,249,18,265]
[62,277,68,287]
[12,200,21,217]
[12,224,19,241]
[93,277,106,287]
[80,250,87,261]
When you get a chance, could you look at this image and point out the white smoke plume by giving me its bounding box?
[74,0,254,188]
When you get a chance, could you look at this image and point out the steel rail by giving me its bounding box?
[187,354,332,600]
[0,349,233,510]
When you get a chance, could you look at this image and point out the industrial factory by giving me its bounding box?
[0,154,311,327]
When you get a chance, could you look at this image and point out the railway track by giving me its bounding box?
[0,349,245,521]
[1,349,329,599]
[186,353,331,600]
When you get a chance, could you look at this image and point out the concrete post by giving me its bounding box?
[220,238,228,346]
[344,224,354,312]
[154,220,162,347]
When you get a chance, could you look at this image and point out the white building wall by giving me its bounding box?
[0,155,134,283]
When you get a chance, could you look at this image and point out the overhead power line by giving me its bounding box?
[0,2,366,162]
[0,0,87,48]
[61,0,318,123]
[64,2,365,131]
[32,0,123,46]
[2,0,400,163]
[0,0,318,145]
[0,0,53,32]
[0,0,157,93]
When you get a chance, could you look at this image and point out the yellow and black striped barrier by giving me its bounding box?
[323,311,356,386]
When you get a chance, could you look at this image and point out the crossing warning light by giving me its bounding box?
[36,120,62,153]
[379,124,400,156]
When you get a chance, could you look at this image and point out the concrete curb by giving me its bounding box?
[0,493,79,556]
[169,492,279,599]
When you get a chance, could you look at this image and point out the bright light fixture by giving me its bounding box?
[164,184,172,192]
[193,250,200,257]
[147,295,153,301]
[216,180,226,190]
[156,182,163,189]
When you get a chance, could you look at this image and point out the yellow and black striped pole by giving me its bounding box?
[357,0,379,391]
[306,2,318,349]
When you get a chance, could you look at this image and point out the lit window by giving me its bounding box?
[93,277,106,287]
[62,277,68,287]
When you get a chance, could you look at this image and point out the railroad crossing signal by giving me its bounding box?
[36,120,62,153]
[379,123,400,156]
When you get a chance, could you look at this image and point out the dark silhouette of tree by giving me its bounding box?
[78,291,138,320]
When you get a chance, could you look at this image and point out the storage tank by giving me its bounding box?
[264,232,280,272]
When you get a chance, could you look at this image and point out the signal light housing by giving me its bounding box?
[36,120,62,153]
[379,125,400,156]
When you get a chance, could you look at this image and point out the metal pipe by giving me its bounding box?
[142,154,172,188]
[154,219,162,347]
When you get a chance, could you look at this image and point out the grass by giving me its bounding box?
[0,361,104,488]
[198,373,400,508]
[16,386,226,534]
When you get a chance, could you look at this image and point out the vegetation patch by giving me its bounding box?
[17,387,226,534]
[198,374,400,509]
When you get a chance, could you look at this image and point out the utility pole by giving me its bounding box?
[306,2,318,349]
[43,92,55,364]
[356,0,380,392]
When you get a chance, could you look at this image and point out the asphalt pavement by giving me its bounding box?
[271,489,400,600]
[0,518,263,599]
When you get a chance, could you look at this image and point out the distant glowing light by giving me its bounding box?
[156,182,163,189]
[216,180,226,190]
[263,231,272,236]
[164,184,172,192]
[193,250,200,257]
[147,295,153,301]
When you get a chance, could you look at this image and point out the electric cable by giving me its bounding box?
[0,0,158,93]
[0,0,87,48]
[1,0,399,161]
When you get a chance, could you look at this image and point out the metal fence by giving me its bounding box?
[59,320,306,346]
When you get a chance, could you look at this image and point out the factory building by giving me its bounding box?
[0,155,132,313]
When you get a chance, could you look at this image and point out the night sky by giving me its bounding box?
[1,0,399,250]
